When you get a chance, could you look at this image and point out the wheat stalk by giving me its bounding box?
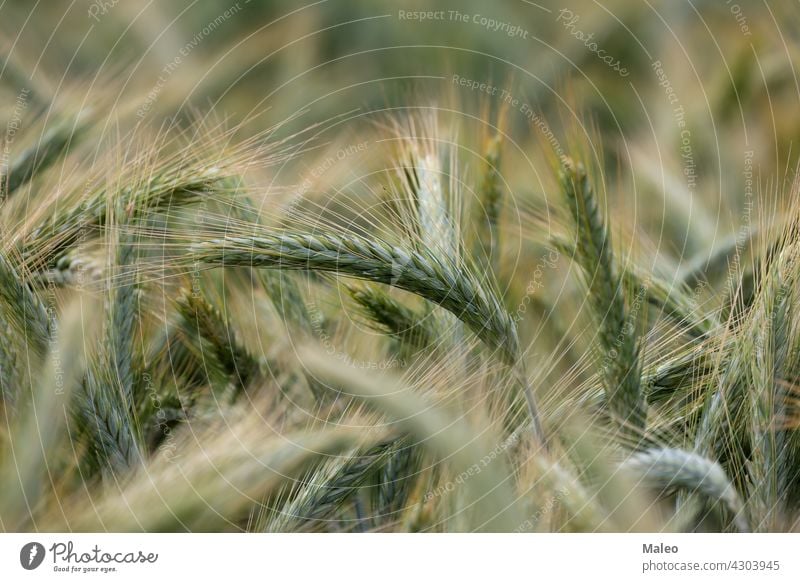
[24,164,227,269]
[73,214,142,475]
[373,438,421,526]
[74,368,142,474]
[233,193,315,332]
[107,228,139,407]
[0,319,19,408]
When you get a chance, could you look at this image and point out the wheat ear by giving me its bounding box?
[622,447,748,532]
[0,250,52,358]
[267,439,396,532]
[190,231,545,442]
[559,159,645,435]
[1,112,90,199]
[190,232,520,362]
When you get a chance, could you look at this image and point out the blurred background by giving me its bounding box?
[3,0,796,183]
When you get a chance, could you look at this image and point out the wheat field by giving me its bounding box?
[1,0,799,534]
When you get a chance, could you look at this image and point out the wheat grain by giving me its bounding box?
[191,231,546,442]
[108,227,139,407]
[24,163,227,268]
[373,438,421,526]
[74,368,142,474]
[553,235,714,339]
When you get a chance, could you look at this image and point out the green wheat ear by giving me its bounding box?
[266,437,398,532]
[559,157,645,438]
[190,232,519,357]
[348,284,434,356]
[0,250,52,360]
[190,231,546,444]
[175,288,260,394]
[474,130,504,274]
[552,235,715,339]
[0,111,92,200]
[73,213,143,476]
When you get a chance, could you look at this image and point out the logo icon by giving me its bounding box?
[20,542,45,570]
